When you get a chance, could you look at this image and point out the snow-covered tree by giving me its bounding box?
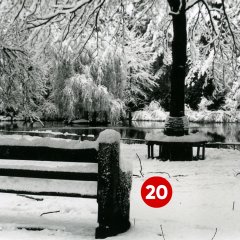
[186,0,240,111]
[1,0,240,128]
[57,45,127,123]
[0,12,48,123]
[0,0,156,123]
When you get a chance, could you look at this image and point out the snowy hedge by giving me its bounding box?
[132,101,240,123]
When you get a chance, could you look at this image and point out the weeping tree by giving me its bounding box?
[1,0,156,124]
[55,46,127,124]
[2,0,239,129]
[124,29,157,126]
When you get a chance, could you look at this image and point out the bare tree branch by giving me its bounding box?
[221,0,238,52]
[185,0,201,11]
[14,0,26,21]
[201,0,217,35]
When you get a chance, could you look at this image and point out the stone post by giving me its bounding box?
[95,130,132,239]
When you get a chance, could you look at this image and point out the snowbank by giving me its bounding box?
[0,135,98,149]
[145,131,211,142]
[29,130,78,136]
[132,100,240,123]
[133,108,240,123]
[0,129,124,150]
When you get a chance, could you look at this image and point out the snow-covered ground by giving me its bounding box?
[0,143,240,240]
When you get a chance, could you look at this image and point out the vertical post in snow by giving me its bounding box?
[95,130,132,239]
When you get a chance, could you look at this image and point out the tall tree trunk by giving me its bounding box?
[164,0,189,136]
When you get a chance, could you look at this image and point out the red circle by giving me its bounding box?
[141,176,172,208]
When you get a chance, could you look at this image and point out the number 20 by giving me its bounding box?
[145,185,168,200]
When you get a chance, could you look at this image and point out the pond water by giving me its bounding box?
[0,120,240,143]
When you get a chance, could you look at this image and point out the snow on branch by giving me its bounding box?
[221,0,238,52]
[186,0,221,35]
[200,0,217,34]
[186,0,240,101]
[186,0,202,11]
[3,0,109,56]
[29,0,95,23]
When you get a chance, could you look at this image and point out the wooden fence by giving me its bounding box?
[0,130,132,239]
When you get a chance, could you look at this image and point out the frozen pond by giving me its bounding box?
[0,121,239,142]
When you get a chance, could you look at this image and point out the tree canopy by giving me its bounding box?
[0,0,239,123]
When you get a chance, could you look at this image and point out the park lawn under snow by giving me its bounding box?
[0,144,240,239]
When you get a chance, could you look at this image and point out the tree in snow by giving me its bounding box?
[186,0,240,112]
[56,45,126,123]
[163,0,240,135]
[0,0,157,123]
[0,12,48,124]
[127,0,240,125]
[2,0,240,127]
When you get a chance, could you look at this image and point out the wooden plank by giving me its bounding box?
[196,146,200,158]
[0,189,97,198]
[202,145,205,160]
[0,168,98,181]
[0,145,97,163]
[151,144,154,159]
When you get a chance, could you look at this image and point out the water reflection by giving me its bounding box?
[189,123,240,142]
[0,121,240,142]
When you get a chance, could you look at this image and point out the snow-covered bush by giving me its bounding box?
[62,74,125,123]
[132,110,152,121]
[146,101,161,111]
[39,101,59,120]
[134,101,240,123]
[198,98,214,111]
[186,107,237,123]
[132,101,167,121]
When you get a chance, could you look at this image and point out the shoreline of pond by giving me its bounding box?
[0,120,239,143]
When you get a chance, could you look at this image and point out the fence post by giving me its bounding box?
[95,130,132,239]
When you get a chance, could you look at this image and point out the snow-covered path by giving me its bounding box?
[0,144,240,240]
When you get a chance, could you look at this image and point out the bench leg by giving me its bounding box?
[158,144,162,158]
[191,145,193,161]
[197,146,200,159]
[147,144,150,159]
[151,144,154,159]
[202,145,205,160]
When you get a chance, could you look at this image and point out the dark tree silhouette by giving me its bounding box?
[164,0,189,136]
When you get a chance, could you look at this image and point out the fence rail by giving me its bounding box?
[0,145,98,162]
[0,130,132,239]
